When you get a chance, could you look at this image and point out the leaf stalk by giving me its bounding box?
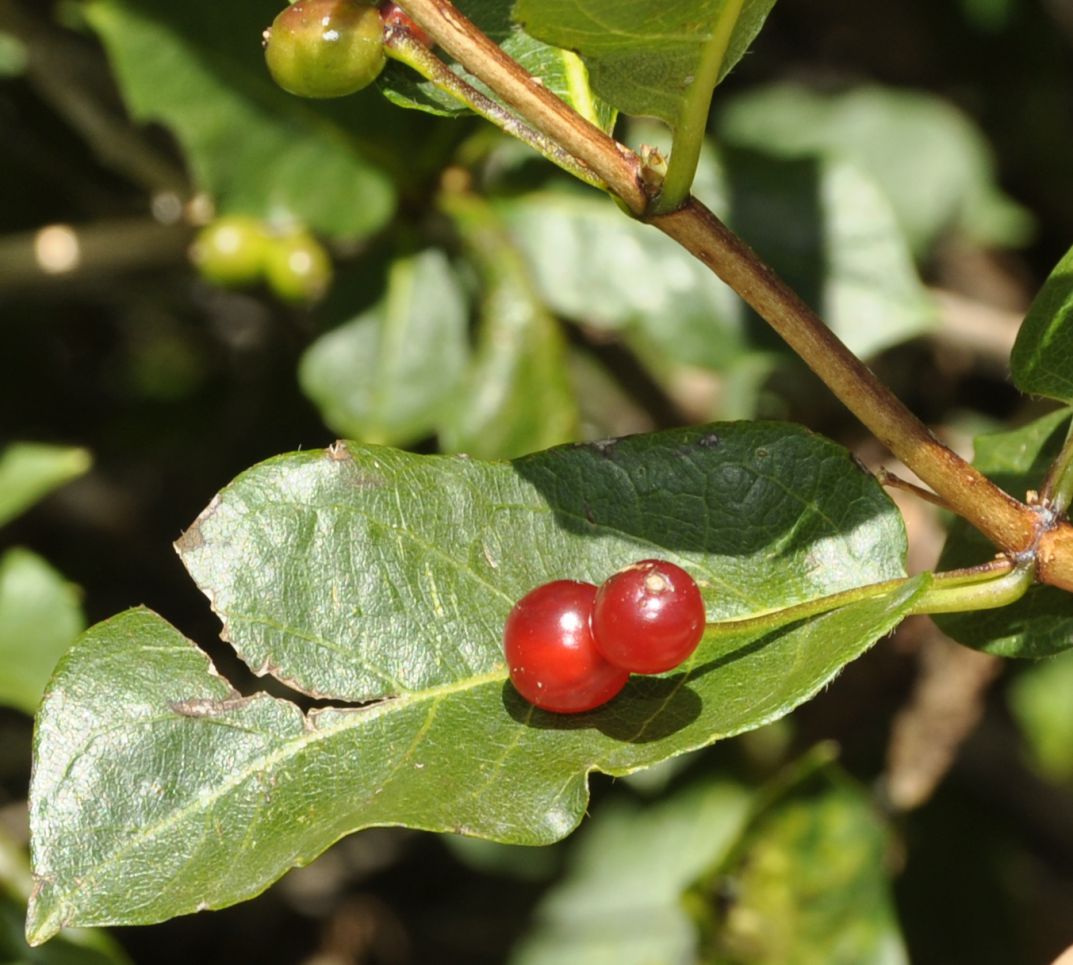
[653,0,746,214]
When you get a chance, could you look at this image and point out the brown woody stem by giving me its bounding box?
[648,199,1038,552]
[401,1,1040,556]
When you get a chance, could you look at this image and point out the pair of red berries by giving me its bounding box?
[504,560,706,714]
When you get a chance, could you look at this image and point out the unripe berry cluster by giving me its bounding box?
[190,216,333,303]
[504,560,706,714]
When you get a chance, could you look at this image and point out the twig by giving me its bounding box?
[876,468,952,511]
[400,0,648,212]
[0,219,192,292]
[649,198,1038,553]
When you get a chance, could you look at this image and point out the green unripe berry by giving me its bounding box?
[264,0,386,99]
[264,230,333,303]
[190,215,271,287]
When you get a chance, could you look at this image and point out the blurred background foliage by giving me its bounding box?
[1,0,1073,961]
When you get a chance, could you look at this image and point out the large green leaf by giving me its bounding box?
[29,582,924,941]
[379,1,616,132]
[85,0,396,239]
[298,250,470,447]
[935,408,1073,657]
[511,778,752,964]
[715,83,1033,257]
[697,758,908,963]
[1010,246,1073,404]
[0,444,90,528]
[437,194,578,459]
[176,424,910,701]
[0,549,85,715]
[513,0,777,129]
[498,143,934,372]
[30,425,926,939]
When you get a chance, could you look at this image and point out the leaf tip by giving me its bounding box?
[25,879,63,947]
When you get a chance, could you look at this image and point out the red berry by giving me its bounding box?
[504,581,629,714]
[592,560,705,674]
[380,2,433,48]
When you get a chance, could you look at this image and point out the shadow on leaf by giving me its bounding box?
[500,675,702,743]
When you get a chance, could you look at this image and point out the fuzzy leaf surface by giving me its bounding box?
[0,828,128,965]
[513,0,777,128]
[935,408,1073,657]
[30,575,923,940]
[85,0,396,239]
[177,423,910,700]
[1010,246,1073,404]
[32,425,924,937]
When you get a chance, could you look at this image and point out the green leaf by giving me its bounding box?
[0,444,91,528]
[498,142,934,371]
[497,186,745,371]
[380,1,616,133]
[0,549,85,715]
[298,250,470,447]
[30,579,924,939]
[84,0,395,239]
[698,757,908,963]
[177,424,910,701]
[1008,649,1073,784]
[510,779,752,964]
[512,0,777,128]
[715,83,1034,257]
[0,828,129,965]
[935,408,1073,657]
[30,426,926,938]
[437,194,578,459]
[1010,246,1073,404]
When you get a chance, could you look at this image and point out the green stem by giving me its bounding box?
[1040,415,1073,515]
[384,30,604,189]
[706,558,1029,639]
[911,558,1033,614]
[653,0,745,214]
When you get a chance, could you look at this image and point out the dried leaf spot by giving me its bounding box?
[170,694,250,717]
